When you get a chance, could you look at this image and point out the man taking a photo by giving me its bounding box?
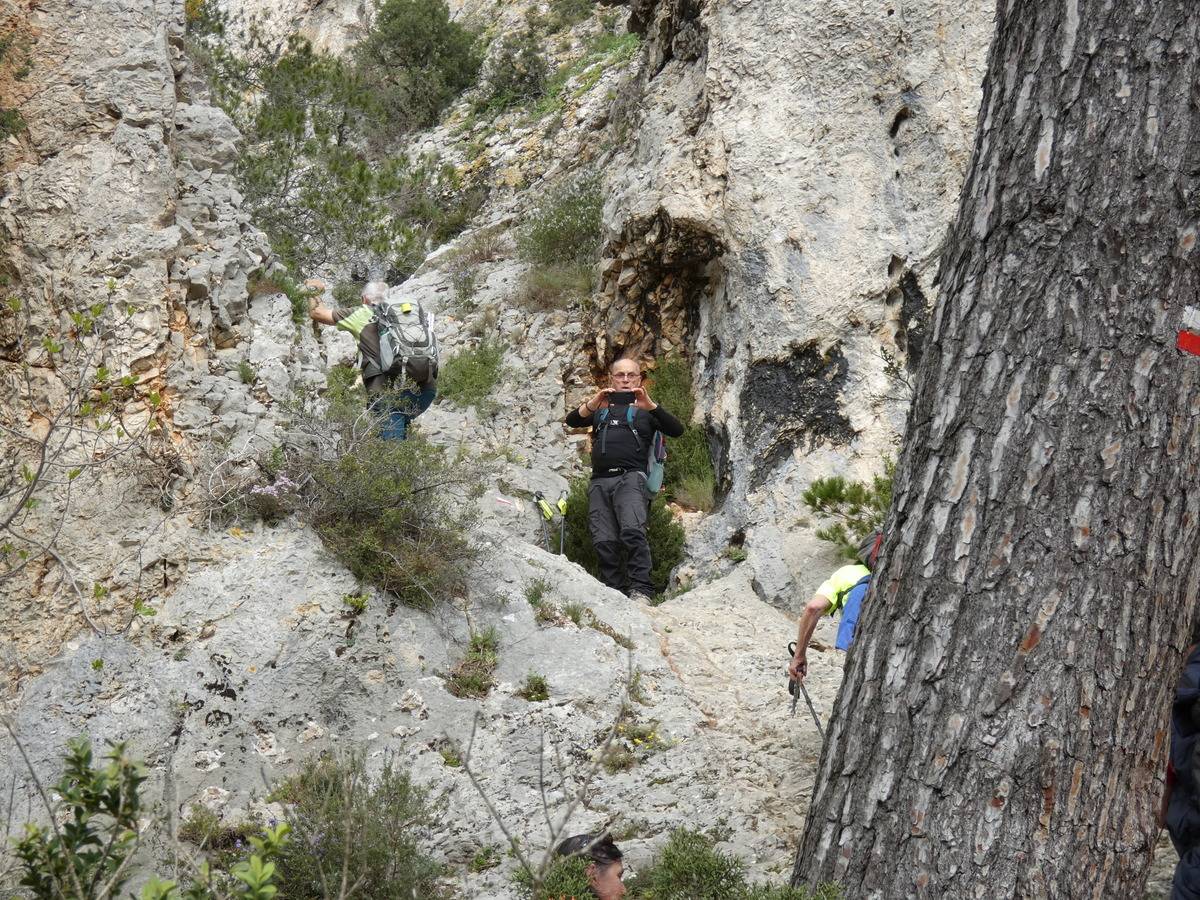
[565,356,684,602]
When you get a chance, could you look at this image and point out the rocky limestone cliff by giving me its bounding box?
[0,0,1024,895]
[592,0,995,606]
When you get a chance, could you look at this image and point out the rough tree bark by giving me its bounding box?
[793,2,1200,897]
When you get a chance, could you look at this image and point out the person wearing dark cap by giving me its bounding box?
[787,530,883,682]
[554,832,625,899]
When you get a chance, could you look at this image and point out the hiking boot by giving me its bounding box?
[629,591,653,605]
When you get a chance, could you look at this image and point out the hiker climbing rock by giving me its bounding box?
[565,356,684,602]
[1162,622,1200,898]
[787,530,882,681]
[554,832,626,899]
[309,279,438,440]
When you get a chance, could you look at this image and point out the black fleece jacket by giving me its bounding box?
[565,403,685,477]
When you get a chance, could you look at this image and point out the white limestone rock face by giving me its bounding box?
[214,0,374,53]
[0,522,839,895]
[0,0,307,677]
[594,0,995,606]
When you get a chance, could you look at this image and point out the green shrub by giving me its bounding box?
[801,461,893,560]
[342,592,369,614]
[528,30,641,121]
[517,672,550,701]
[525,578,551,606]
[518,173,603,266]
[673,472,715,512]
[323,362,368,423]
[470,845,503,872]
[0,33,27,142]
[12,738,288,900]
[513,855,592,900]
[249,268,319,325]
[546,0,594,31]
[649,353,716,506]
[332,280,364,307]
[12,739,147,898]
[562,600,585,626]
[438,338,506,410]
[520,262,592,311]
[562,475,685,594]
[272,751,443,899]
[353,0,482,143]
[484,30,548,111]
[194,21,478,275]
[308,435,477,608]
[446,626,500,698]
[627,829,841,899]
[238,360,257,385]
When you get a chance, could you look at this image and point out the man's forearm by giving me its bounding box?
[310,305,335,326]
[795,606,822,655]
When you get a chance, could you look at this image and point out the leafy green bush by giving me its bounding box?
[12,738,288,900]
[353,0,482,143]
[308,435,477,608]
[272,751,443,899]
[520,262,592,311]
[513,855,592,900]
[446,626,499,698]
[649,354,716,508]
[627,829,841,899]
[484,31,548,111]
[193,15,479,275]
[518,173,603,266]
[438,338,506,410]
[801,461,893,560]
[249,268,319,325]
[332,280,364,307]
[562,476,685,595]
[12,738,147,899]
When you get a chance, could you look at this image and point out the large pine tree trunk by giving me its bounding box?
[793,2,1200,897]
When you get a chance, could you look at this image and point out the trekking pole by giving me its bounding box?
[534,492,554,552]
[787,642,824,739]
[556,491,568,555]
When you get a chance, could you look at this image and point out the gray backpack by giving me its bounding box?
[368,299,438,384]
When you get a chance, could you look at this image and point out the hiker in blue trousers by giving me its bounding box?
[310,280,437,440]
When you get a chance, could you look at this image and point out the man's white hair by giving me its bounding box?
[362,280,388,303]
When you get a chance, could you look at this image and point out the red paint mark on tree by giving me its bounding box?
[1178,330,1200,355]
[1020,623,1042,653]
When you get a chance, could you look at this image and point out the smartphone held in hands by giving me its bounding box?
[608,390,636,405]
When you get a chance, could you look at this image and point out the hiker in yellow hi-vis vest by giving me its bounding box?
[309,280,438,440]
[788,530,883,681]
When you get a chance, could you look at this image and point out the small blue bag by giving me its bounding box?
[835,575,872,651]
